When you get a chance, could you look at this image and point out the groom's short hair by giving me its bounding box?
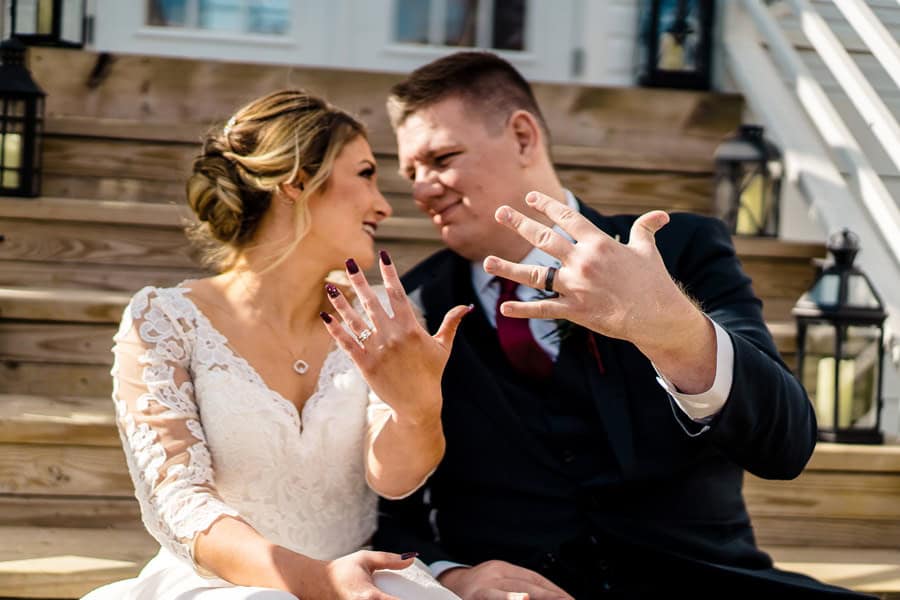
[387,51,550,143]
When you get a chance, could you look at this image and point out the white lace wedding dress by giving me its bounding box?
[81,285,458,600]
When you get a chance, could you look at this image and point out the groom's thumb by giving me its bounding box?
[433,304,473,348]
[628,210,669,250]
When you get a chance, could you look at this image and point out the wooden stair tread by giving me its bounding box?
[0,394,117,447]
[0,286,131,323]
[0,196,826,253]
[769,545,900,595]
[0,526,157,598]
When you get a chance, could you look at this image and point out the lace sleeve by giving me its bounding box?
[112,287,240,566]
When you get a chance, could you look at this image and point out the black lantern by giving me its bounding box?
[9,0,86,48]
[0,37,45,198]
[713,124,783,237]
[793,229,887,444]
[636,0,715,90]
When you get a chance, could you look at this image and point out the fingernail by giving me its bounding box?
[325,283,340,298]
[345,258,359,274]
[496,206,510,222]
[319,311,332,324]
[466,303,475,313]
[400,552,418,560]
[525,191,538,204]
[379,249,392,265]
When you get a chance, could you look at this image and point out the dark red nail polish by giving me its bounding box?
[379,250,392,265]
[400,552,418,560]
[345,258,359,274]
[325,283,340,298]
[319,311,332,324]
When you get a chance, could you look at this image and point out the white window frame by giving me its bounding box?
[93,0,326,66]
[345,0,576,83]
[145,0,286,37]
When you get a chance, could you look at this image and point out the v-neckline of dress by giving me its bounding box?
[172,285,343,432]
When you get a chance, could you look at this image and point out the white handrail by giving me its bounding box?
[740,0,900,267]
[834,0,900,91]
[724,0,900,366]
[788,0,900,176]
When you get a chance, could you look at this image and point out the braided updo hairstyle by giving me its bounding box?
[186,89,367,271]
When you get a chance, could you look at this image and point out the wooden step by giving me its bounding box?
[0,362,113,398]
[0,287,131,323]
[0,495,140,529]
[768,546,900,599]
[32,47,742,171]
[0,442,131,497]
[0,526,157,599]
[747,442,900,549]
[0,394,117,447]
[0,196,823,317]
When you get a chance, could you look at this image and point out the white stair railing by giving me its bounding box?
[834,0,900,90]
[723,0,900,365]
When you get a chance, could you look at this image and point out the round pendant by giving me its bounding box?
[293,359,310,375]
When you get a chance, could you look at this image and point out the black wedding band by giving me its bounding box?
[544,266,558,293]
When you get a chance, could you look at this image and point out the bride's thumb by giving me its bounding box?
[433,304,474,348]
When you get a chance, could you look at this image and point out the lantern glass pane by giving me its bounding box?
[805,272,841,306]
[840,325,881,429]
[0,121,23,168]
[0,169,20,189]
[37,0,54,35]
[736,173,770,235]
[6,100,26,119]
[13,0,39,35]
[802,323,841,428]
[847,273,881,310]
[62,0,86,43]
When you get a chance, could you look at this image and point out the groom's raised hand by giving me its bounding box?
[483,191,717,395]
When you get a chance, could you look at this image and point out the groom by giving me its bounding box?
[374,51,868,598]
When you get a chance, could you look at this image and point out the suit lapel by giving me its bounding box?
[579,333,636,478]
[570,201,637,477]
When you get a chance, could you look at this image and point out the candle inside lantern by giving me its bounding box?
[1,133,22,189]
[736,174,765,235]
[815,357,856,428]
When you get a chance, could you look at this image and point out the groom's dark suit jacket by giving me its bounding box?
[375,204,869,598]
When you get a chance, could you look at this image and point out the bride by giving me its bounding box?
[81,90,468,599]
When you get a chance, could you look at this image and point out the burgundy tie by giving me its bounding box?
[495,278,554,379]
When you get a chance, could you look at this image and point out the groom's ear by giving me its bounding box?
[508,109,542,166]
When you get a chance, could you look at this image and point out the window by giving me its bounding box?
[394,0,526,50]
[146,0,290,35]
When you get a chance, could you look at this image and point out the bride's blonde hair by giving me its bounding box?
[186,89,367,271]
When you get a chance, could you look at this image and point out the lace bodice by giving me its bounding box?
[111,285,386,568]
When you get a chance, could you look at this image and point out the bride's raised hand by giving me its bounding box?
[319,250,470,420]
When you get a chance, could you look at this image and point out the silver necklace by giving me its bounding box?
[236,271,310,375]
